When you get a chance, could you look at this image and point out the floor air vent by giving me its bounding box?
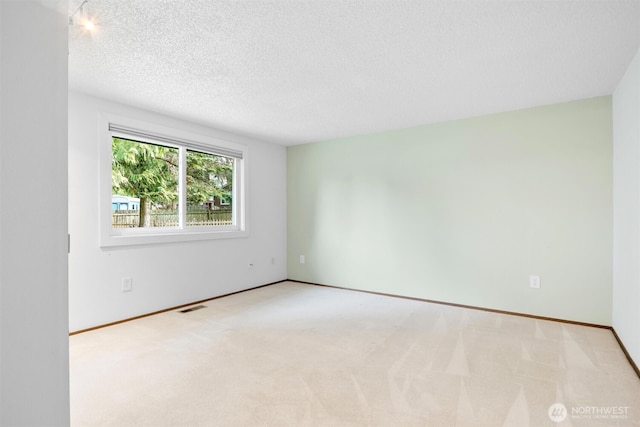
[179,305,206,313]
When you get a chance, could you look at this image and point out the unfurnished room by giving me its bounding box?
[1,0,640,426]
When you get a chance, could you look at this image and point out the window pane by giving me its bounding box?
[112,137,178,228]
[186,149,234,226]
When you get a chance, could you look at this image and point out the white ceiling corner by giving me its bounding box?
[68,0,640,145]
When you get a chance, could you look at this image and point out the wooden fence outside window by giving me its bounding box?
[112,209,232,228]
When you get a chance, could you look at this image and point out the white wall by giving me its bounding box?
[613,47,640,369]
[0,1,70,425]
[288,97,613,325]
[69,92,287,332]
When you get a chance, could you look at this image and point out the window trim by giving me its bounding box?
[100,113,248,247]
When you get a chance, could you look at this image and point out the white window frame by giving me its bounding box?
[100,113,248,247]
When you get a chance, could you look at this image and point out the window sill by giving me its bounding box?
[100,228,249,248]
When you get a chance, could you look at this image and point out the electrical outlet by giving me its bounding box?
[122,277,132,292]
[529,275,541,289]
[299,255,305,264]
[271,257,276,265]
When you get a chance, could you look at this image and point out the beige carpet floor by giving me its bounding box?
[70,281,640,426]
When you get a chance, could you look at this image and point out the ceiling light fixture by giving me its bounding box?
[69,0,97,33]
[83,19,95,31]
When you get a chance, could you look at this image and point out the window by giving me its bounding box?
[100,115,248,247]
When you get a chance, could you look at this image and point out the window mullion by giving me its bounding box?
[179,147,187,229]
[232,158,239,226]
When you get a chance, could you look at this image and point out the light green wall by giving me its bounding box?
[613,47,640,366]
[288,97,613,325]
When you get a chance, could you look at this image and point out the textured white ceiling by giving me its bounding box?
[68,1,640,145]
